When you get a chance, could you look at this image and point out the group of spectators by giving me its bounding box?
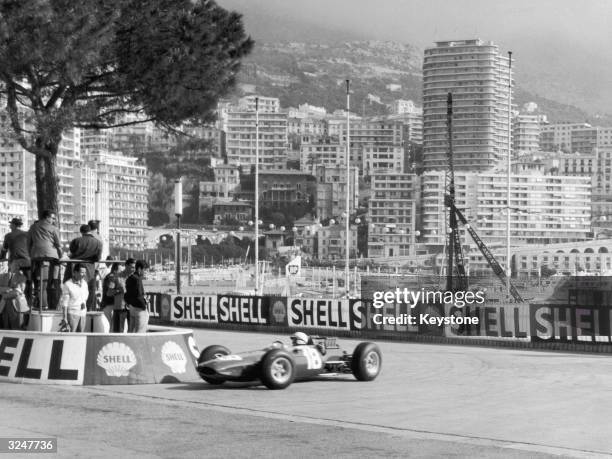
[0,210,149,333]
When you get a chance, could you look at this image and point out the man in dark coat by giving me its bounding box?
[1,217,30,272]
[28,210,62,309]
[124,260,149,333]
[1,217,32,310]
[67,224,103,310]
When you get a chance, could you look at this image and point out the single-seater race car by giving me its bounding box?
[196,332,382,390]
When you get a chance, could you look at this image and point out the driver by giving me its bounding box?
[290,332,310,346]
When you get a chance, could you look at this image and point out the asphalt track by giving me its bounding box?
[2,328,612,458]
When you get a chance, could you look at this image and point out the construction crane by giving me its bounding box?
[444,92,524,302]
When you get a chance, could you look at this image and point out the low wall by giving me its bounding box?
[0,325,200,385]
[153,292,612,353]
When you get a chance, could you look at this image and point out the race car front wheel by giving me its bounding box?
[351,342,382,381]
[198,345,231,385]
[198,345,231,364]
[260,349,295,390]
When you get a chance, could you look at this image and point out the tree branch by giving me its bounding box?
[4,84,41,156]
[74,117,155,130]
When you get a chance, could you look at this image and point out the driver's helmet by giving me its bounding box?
[290,332,309,346]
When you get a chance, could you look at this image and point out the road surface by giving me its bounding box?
[1,329,610,458]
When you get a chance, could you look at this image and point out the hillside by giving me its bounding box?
[234,40,611,124]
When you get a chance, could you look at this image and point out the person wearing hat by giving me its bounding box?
[1,217,31,274]
[1,217,32,315]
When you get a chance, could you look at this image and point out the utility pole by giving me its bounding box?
[254,96,260,295]
[345,80,351,297]
[174,178,182,294]
[506,51,513,299]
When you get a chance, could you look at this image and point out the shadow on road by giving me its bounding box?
[165,375,360,391]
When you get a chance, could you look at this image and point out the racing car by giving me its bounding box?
[196,332,382,390]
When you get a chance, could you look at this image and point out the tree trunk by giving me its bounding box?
[34,152,60,225]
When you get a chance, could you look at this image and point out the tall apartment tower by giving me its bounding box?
[422,39,512,171]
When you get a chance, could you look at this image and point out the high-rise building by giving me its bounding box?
[0,128,83,243]
[512,114,543,154]
[422,39,512,171]
[84,150,148,249]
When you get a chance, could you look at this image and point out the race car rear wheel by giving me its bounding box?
[198,345,231,385]
[260,349,295,390]
[351,342,382,381]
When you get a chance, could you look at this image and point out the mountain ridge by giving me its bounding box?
[234,40,610,125]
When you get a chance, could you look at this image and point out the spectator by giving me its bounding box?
[115,258,135,332]
[66,224,102,310]
[0,217,31,304]
[60,263,89,333]
[1,217,30,272]
[0,267,28,329]
[124,260,148,333]
[28,210,62,309]
[101,262,122,332]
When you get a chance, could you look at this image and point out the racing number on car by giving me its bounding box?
[303,347,322,370]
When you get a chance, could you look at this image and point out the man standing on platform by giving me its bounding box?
[27,210,62,309]
[124,260,149,333]
[67,224,103,310]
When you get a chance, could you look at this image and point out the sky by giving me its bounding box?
[217,0,612,49]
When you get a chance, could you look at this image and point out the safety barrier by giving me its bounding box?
[0,325,200,385]
[156,292,612,353]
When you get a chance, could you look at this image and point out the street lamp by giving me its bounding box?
[174,178,183,294]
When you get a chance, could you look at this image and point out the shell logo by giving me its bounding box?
[96,342,137,377]
[187,336,200,359]
[161,341,187,374]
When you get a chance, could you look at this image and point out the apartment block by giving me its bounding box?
[300,140,346,173]
[317,224,358,261]
[422,39,512,171]
[419,171,591,246]
[84,150,148,249]
[367,173,417,258]
[315,165,359,220]
[362,146,404,177]
[225,109,288,172]
[512,114,542,154]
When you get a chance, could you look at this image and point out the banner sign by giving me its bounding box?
[172,295,218,323]
[83,331,200,385]
[146,293,162,318]
[287,298,365,330]
[170,295,280,326]
[0,332,86,384]
[268,297,288,326]
[0,328,200,385]
[530,304,612,343]
[444,304,530,341]
[217,295,269,325]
